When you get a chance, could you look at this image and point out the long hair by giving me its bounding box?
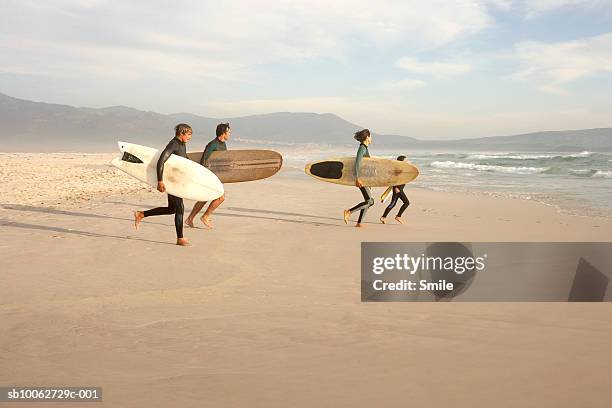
[354,129,370,142]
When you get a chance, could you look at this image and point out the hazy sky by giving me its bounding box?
[1,0,612,139]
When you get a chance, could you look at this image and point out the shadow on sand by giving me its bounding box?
[102,201,353,227]
[213,211,344,228]
[0,204,168,226]
[0,219,174,245]
[225,206,382,225]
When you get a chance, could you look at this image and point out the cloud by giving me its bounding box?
[0,0,495,81]
[484,0,514,11]
[383,79,427,90]
[507,32,612,93]
[394,57,471,78]
[524,0,612,18]
[0,35,248,82]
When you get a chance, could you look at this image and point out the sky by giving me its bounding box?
[1,0,612,139]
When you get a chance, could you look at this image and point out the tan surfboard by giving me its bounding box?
[187,150,283,183]
[305,157,419,187]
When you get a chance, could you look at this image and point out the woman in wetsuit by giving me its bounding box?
[343,129,374,228]
[380,155,410,225]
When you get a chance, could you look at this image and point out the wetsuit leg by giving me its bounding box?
[397,191,410,217]
[348,187,374,223]
[382,191,399,218]
[143,195,176,217]
[142,194,184,238]
[170,195,184,239]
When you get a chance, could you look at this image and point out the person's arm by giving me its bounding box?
[157,140,177,182]
[355,144,366,181]
[354,145,367,187]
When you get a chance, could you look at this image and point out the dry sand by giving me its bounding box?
[1,153,612,407]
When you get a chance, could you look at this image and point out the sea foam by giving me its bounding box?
[430,161,549,175]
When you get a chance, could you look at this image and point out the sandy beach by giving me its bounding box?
[2,153,612,407]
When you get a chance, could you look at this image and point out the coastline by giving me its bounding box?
[1,151,611,225]
[2,152,612,406]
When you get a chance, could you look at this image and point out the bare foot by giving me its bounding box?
[395,216,404,224]
[134,211,144,229]
[356,223,365,228]
[380,217,386,224]
[343,209,350,224]
[177,238,190,246]
[200,214,213,229]
[185,217,195,228]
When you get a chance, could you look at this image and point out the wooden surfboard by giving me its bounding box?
[305,157,419,187]
[111,142,224,202]
[187,150,283,183]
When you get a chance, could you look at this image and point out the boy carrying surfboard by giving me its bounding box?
[186,123,230,229]
[380,155,411,225]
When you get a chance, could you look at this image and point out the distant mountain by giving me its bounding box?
[0,93,208,151]
[170,111,376,145]
[0,92,610,151]
[0,92,377,150]
[431,128,612,152]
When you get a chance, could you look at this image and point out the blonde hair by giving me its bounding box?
[174,123,192,137]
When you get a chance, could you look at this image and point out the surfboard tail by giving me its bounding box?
[381,186,393,203]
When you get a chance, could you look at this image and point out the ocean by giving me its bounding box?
[271,144,612,217]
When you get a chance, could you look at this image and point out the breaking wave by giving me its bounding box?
[466,151,592,160]
[430,161,549,175]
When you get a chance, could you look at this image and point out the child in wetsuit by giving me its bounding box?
[380,155,410,225]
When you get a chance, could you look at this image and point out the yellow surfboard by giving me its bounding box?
[381,186,393,203]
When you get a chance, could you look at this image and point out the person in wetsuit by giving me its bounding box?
[134,123,192,246]
[185,122,230,229]
[343,129,374,228]
[380,155,410,225]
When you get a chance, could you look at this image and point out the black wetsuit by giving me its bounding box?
[382,184,410,218]
[143,137,187,238]
[349,143,374,223]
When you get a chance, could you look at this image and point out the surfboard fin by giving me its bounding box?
[121,152,143,164]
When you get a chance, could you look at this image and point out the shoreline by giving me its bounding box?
[0,151,611,222]
[281,165,612,220]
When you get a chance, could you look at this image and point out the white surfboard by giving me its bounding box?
[111,141,224,202]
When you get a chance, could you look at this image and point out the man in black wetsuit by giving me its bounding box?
[185,122,230,229]
[134,123,192,246]
[380,155,411,225]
